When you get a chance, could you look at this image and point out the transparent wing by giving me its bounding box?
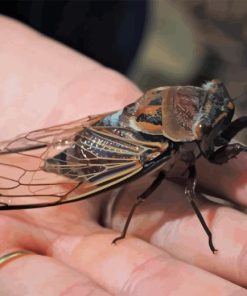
[0,114,104,154]
[0,118,150,209]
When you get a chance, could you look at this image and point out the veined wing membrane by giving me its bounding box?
[0,120,154,209]
[0,114,105,154]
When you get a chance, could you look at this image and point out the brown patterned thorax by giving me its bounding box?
[119,87,166,135]
[116,81,235,143]
[161,86,207,142]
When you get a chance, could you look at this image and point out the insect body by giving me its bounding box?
[0,79,246,252]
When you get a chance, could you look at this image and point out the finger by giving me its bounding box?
[0,214,111,295]
[51,230,245,296]
[197,152,247,206]
[109,177,247,287]
[1,204,245,295]
[0,198,106,253]
[0,252,111,296]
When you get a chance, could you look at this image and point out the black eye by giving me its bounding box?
[201,123,212,135]
[198,120,212,136]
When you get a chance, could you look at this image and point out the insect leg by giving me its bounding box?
[209,143,247,164]
[185,165,218,253]
[220,116,247,143]
[112,171,166,244]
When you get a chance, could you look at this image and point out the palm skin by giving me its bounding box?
[0,16,247,296]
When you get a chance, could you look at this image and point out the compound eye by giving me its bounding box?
[195,121,212,138]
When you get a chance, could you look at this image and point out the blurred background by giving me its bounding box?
[130,0,247,143]
[0,0,246,142]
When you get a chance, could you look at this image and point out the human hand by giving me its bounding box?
[0,16,246,295]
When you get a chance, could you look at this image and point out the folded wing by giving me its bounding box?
[0,117,156,209]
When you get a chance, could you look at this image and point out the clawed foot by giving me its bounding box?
[111,236,124,245]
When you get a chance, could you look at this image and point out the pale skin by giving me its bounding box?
[0,16,246,296]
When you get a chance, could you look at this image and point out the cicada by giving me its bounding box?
[0,79,246,253]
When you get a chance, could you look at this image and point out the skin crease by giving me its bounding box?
[0,16,247,296]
